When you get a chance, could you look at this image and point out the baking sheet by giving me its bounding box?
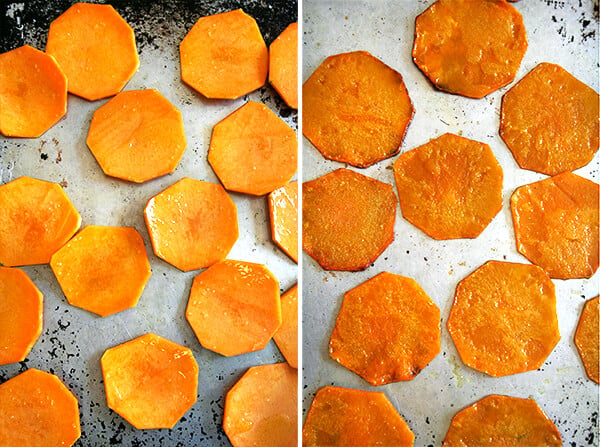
[0,1,297,446]
[302,1,599,445]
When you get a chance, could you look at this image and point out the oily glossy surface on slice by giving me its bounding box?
[575,296,599,384]
[269,181,298,262]
[273,285,298,368]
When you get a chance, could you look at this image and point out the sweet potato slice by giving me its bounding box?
[303,168,396,271]
[273,285,298,368]
[413,0,527,98]
[303,386,414,447]
[180,9,268,99]
[86,89,186,183]
[393,133,503,240]
[186,260,281,357]
[144,178,238,272]
[269,23,298,109]
[575,296,599,384]
[0,368,80,447]
[0,45,67,137]
[303,51,414,167]
[500,63,599,175]
[50,226,151,317]
[0,176,81,266]
[269,181,298,262]
[101,333,198,429]
[0,267,43,365]
[208,101,297,196]
[511,172,599,279]
[224,363,297,447]
[330,272,440,385]
[443,395,561,446]
[448,261,560,377]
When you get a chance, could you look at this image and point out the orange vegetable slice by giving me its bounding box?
[500,63,599,175]
[443,395,561,446]
[269,23,298,109]
[186,260,281,357]
[393,133,503,240]
[511,172,599,279]
[0,45,67,137]
[448,260,560,377]
[273,285,298,368]
[0,267,43,365]
[303,51,414,167]
[224,362,297,447]
[86,89,187,183]
[303,386,414,447]
[180,9,268,99]
[574,296,599,384]
[101,333,198,429]
[50,226,151,317]
[329,272,440,385]
[412,0,527,98]
[0,368,80,447]
[269,181,298,262]
[0,176,81,266]
[144,178,238,272]
[208,101,297,195]
[302,168,396,271]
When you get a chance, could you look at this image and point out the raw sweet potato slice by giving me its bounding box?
[303,51,414,167]
[269,23,298,109]
[575,296,599,384]
[330,272,440,385]
[443,395,561,446]
[273,285,298,368]
[224,362,297,447]
[0,368,80,447]
[180,9,268,99]
[393,133,503,240]
[144,178,238,272]
[269,181,298,262]
[101,333,198,429]
[413,0,527,98]
[0,267,43,365]
[86,89,186,183]
[50,226,151,317]
[186,260,281,357]
[0,45,67,137]
[0,176,81,267]
[448,261,560,377]
[303,386,414,447]
[511,172,599,279]
[302,168,396,271]
[500,63,599,175]
[208,101,297,195]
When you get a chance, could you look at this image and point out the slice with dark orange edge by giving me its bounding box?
[273,285,298,368]
[269,23,298,109]
[269,181,298,262]
[575,296,599,384]
[303,51,414,167]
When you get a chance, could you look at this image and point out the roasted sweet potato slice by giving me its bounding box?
[303,386,414,446]
[224,362,297,447]
[0,45,67,137]
[180,9,268,99]
[303,51,414,167]
[0,368,80,447]
[413,0,527,98]
[86,89,186,183]
[208,101,297,195]
[303,168,396,271]
[393,133,503,240]
[101,333,198,429]
[0,176,81,266]
[273,285,298,368]
[0,267,43,365]
[269,181,298,262]
[46,3,139,101]
[511,172,599,279]
[500,63,599,175]
[269,22,298,109]
[575,296,599,384]
[443,395,561,446]
[144,178,238,272]
[448,261,560,377]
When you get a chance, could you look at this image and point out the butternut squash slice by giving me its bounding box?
[575,296,599,384]
[269,23,298,109]
[269,181,298,262]
[273,285,298,368]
